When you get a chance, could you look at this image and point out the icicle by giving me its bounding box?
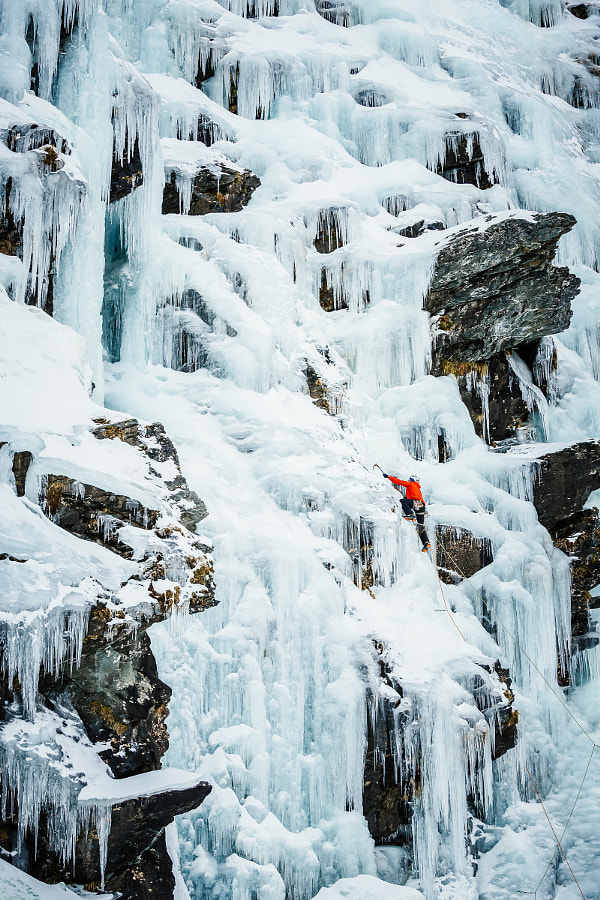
[0,604,90,720]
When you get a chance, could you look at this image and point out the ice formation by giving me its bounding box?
[1,0,600,899]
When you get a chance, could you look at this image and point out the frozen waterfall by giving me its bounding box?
[2,1,600,899]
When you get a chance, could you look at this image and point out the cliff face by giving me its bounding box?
[426,212,579,367]
[425,212,580,444]
[0,306,216,898]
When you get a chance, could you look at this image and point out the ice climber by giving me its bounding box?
[379,469,431,552]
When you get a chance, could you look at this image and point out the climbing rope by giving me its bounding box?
[374,467,596,896]
[434,531,599,899]
[525,763,587,900]
[436,533,598,748]
[429,544,467,643]
[532,745,596,899]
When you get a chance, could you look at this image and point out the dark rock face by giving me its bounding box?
[319,268,343,311]
[305,362,330,411]
[11,451,32,498]
[532,441,600,531]
[426,212,579,370]
[471,662,518,760]
[364,693,412,846]
[567,2,597,18]
[435,526,493,584]
[1,417,215,898]
[30,784,211,899]
[447,352,530,443]
[0,198,23,259]
[43,474,158,557]
[194,114,226,146]
[6,123,70,157]
[531,442,600,669]
[552,509,600,655]
[45,605,172,777]
[314,209,347,254]
[363,650,517,848]
[0,123,78,314]
[110,137,144,203]
[162,163,260,216]
[393,218,444,240]
[436,132,496,189]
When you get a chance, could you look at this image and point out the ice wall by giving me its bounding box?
[2,0,600,899]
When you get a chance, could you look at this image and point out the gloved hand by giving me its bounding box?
[382,472,389,479]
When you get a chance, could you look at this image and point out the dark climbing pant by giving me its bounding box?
[401,498,429,548]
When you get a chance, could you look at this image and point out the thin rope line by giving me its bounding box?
[534,745,596,895]
[525,764,587,899]
[437,535,599,749]
[431,551,468,642]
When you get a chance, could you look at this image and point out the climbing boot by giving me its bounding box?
[422,542,431,552]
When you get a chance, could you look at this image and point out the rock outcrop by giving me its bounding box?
[363,650,517,848]
[426,211,580,442]
[532,441,600,530]
[531,441,600,667]
[435,526,493,584]
[0,417,215,898]
[0,121,83,314]
[162,158,261,216]
[29,784,211,898]
[426,212,579,369]
[567,2,600,18]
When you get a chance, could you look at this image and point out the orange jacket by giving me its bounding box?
[388,477,424,503]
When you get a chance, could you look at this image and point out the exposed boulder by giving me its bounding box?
[162,152,261,216]
[426,212,580,371]
[28,783,211,899]
[567,2,600,18]
[392,218,444,240]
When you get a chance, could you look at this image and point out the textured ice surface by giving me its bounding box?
[2,0,600,898]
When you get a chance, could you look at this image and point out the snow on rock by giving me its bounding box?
[313,874,425,899]
[0,858,108,900]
